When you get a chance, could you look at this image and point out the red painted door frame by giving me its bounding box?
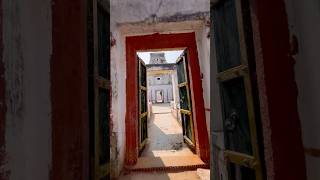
[125,32,210,165]
[51,0,89,179]
[249,0,306,179]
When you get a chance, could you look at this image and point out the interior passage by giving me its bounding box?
[119,103,207,180]
[119,171,200,180]
[141,103,194,157]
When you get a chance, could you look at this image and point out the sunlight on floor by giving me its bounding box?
[120,96,208,180]
[119,171,201,180]
[140,103,194,157]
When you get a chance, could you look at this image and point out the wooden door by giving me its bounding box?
[138,58,148,152]
[212,0,264,179]
[176,50,196,150]
[89,1,110,179]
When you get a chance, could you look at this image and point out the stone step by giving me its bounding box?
[124,155,209,172]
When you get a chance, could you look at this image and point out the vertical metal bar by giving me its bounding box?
[214,0,263,179]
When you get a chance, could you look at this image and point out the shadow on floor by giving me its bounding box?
[141,104,194,157]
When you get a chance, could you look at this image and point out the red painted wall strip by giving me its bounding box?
[51,0,89,179]
[0,0,8,178]
[125,33,210,165]
[125,39,139,165]
[250,0,307,179]
[186,39,210,162]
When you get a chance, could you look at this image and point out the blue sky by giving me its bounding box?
[137,50,184,64]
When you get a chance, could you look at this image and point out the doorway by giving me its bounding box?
[125,33,210,166]
[155,90,163,103]
[136,50,196,160]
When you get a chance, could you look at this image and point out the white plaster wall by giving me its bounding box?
[148,74,172,86]
[110,0,209,176]
[195,25,210,136]
[2,0,52,179]
[148,84,173,103]
[285,0,320,179]
[148,74,174,103]
[111,0,209,28]
[110,28,126,177]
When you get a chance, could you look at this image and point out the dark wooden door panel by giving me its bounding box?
[214,0,241,72]
[212,0,264,179]
[222,77,252,155]
[176,50,195,150]
[138,58,148,151]
[89,1,110,179]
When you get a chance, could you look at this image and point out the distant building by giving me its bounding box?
[146,53,176,104]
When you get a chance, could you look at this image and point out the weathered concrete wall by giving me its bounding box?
[148,84,173,103]
[148,73,174,103]
[195,22,210,136]
[111,0,209,29]
[110,0,209,177]
[148,74,172,86]
[285,0,320,179]
[109,26,126,178]
[2,0,52,179]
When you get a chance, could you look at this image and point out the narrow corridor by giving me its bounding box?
[119,103,209,180]
[119,170,201,180]
[141,103,193,157]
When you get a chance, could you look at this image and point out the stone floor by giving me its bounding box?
[141,103,194,157]
[118,171,200,180]
[119,103,208,180]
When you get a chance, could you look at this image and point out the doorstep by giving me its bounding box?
[124,155,209,172]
